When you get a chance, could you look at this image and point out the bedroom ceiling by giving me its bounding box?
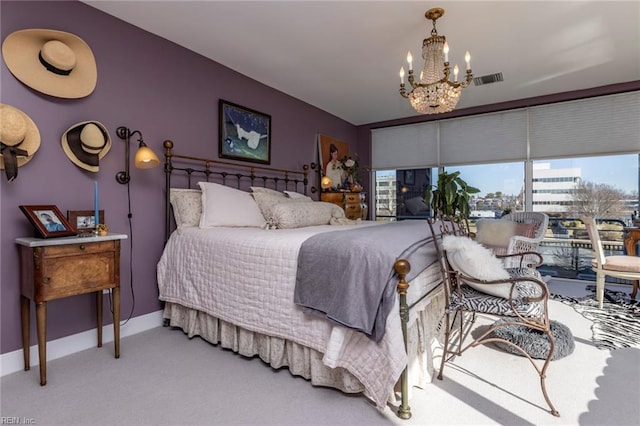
[82,1,640,126]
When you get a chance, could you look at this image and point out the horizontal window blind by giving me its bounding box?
[529,91,640,159]
[370,91,639,169]
[371,122,438,169]
[439,109,528,165]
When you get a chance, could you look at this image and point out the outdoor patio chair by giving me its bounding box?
[429,217,560,417]
[476,212,549,268]
[582,216,640,308]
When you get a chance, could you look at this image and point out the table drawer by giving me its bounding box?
[40,241,116,258]
[37,252,116,300]
[344,193,360,203]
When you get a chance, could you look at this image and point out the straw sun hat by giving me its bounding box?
[62,121,111,173]
[0,104,41,181]
[2,29,97,99]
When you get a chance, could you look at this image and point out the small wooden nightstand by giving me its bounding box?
[321,191,367,220]
[16,233,127,385]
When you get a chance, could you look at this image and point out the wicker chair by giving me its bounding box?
[582,216,640,308]
[429,217,559,417]
[490,212,549,268]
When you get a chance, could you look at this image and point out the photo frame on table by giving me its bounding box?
[67,209,105,234]
[19,205,76,238]
[219,99,271,164]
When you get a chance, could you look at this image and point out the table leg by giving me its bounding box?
[35,302,47,386]
[113,287,120,359]
[20,295,30,371]
[97,290,103,348]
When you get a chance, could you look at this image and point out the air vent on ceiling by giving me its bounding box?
[473,72,504,86]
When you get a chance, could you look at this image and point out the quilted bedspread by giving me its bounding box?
[156,223,440,410]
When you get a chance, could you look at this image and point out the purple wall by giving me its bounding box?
[0,1,358,355]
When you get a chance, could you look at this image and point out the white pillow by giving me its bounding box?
[198,182,265,228]
[442,235,512,299]
[284,190,312,201]
[272,201,344,229]
[169,188,202,228]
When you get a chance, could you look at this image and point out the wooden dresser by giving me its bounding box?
[16,233,127,385]
[320,191,367,220]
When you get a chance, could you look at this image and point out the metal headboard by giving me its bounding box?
[163,140,311,243]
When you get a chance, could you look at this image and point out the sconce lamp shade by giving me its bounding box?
[135,145,159,169]
[321,176,333,190]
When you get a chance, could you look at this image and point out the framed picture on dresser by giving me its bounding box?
[67,209,105,234]
[19,205,76,238]
[219,99,271,164]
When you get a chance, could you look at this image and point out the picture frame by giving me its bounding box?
[67,209,105,234]
[404,169,415,185]
[219,99,271,164]
[19,205,76,238]
[317,134,350,191]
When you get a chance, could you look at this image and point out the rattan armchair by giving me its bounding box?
[429,217,559,417]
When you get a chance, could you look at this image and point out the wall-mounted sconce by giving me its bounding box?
[115,126,160,184]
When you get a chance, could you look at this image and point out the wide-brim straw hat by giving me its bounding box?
[0,104,41,180]
[61,121,111,172]
[2,28,97,99]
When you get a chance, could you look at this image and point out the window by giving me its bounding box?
[533,154,639,280]
[445,162,525,219]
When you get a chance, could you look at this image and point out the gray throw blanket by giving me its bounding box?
[294,220,439,342]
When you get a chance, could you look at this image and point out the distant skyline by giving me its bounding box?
[377,154,639,197]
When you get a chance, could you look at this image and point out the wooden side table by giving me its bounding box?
[16,233,127,385]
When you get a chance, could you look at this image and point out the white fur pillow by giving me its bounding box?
[169,188,202,228]
[442,235,512,299]
[272,201,344,229]
[198,182,265,228]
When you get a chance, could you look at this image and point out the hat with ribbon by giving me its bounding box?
[61,121,111,172]
[2,29,97,99]
[0,104,41,181]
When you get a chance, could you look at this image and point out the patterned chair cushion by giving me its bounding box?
[449,267,545,317]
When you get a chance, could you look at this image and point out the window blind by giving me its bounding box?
[371,122,438,169]
[529,91,640,159]
[439,109,528,165]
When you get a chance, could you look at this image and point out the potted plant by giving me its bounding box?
[424,171,480,219]
[96,223,109,236]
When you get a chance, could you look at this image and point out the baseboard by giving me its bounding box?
[0,309,163,377]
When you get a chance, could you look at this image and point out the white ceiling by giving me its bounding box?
[83,1,640,126]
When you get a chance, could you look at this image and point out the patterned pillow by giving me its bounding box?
[252,191,308,220]
[284,190,312,200]
[442,235,512,299]
[271,201,344,229]
[169,188,202,228]
[250,186,286,198]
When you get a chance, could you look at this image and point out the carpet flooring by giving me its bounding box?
[1,281,639,425]
[551,287,640,350]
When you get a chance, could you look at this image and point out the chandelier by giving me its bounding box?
[399,7,473,114]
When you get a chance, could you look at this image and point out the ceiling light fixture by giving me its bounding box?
[399,7,473,114]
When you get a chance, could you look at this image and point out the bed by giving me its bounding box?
[157,140,446,418]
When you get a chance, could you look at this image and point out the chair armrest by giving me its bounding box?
[496,251,543,268]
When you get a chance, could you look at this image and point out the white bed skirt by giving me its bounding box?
[162,289,446,405]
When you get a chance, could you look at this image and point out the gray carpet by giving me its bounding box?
[1,290,639,425]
